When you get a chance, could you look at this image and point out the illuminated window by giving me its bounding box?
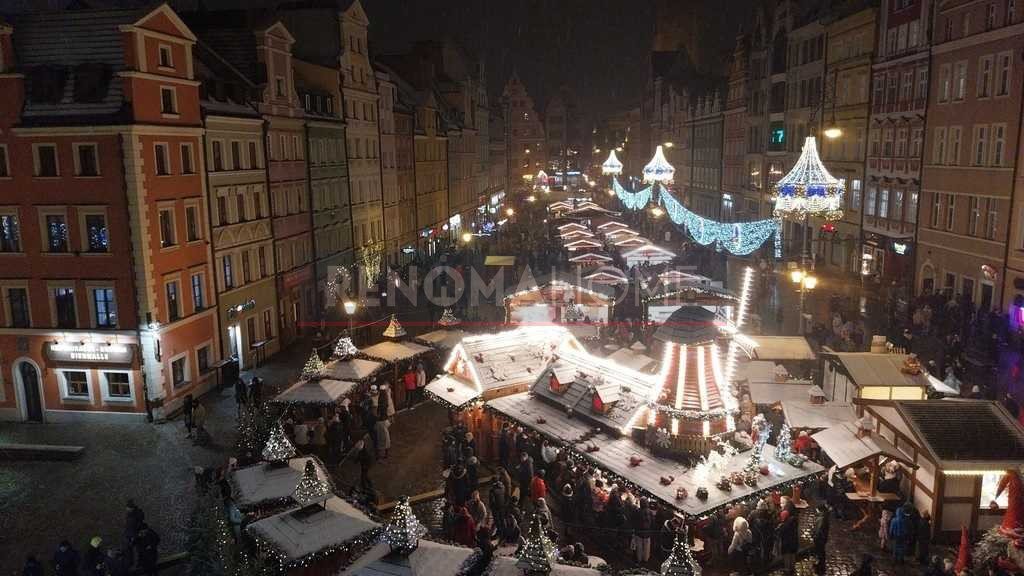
[981,472,1009,509]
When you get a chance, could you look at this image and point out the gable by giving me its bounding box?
[261,21,296,46]
[133,4,197,42]
[343,0,370,27]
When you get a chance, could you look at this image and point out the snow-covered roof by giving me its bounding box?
[781,401,856,430]
[606,347,657,372]
[485,556,601,576]
[446,326,578,395]
[414,329,469,350]
[324,358,385,382]
[361,341,432,363]
[231,457,332,510]
[273,378,356,406]
[424,374,480,410]
[341,539,476,576]
[749,336,815,361]
[248,496,379,566]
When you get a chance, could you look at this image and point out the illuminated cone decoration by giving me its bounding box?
[516,513,554,575]
[382,314,406,339]
[262,422,297,463]
[381,496,427,555]
[662,527,701,576]
[292,460,331,506]
[301,349,325,380]
[332,336,358,360]
[438,308,460,327]
[772,136,844,221]
[601,149,623,176]
[956,526,971,574]
[643,145,675,184]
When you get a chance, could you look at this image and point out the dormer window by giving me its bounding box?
[549,373,565,394]
[592,392,606,413]
[159,45,173,69]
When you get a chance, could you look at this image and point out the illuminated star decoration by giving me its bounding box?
[332,336,358,360]
[660,188,782,258]
[301,349,325,380]
[516,513,555,575]
[772,136,845,221]
[661,528,702,576]
[380,496,427,555]
[382,314,407,339]
[262,422,297,463]
[643,145,675,184]
[612,176,653,210]
[292,460,332,507]
[601,149,623,176]
[437,308,460,327]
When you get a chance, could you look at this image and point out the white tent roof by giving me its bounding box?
[424,374,480,409]
[274,378,356,405]
[749,336,816,361]
[606,347,657,372]
[830,352,930,388]
[342,539,475,576]
[247,496,379,566]
[782,401,856,430]
[324,358,385,382]
[812,422,915,469]
[747,381,816,405]
[231,457,332,509]
[414,329,469,350]
[486,556,602,576]
[361,341,431,363]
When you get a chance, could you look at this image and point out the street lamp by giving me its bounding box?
[343,299,357,344]
[823,125,842,139]
[461,232,473,243]
[663,141,674,148]
[506,207,515,217]
[790,270,818,333]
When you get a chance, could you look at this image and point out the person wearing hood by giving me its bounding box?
[82,537,105,576]
[889,504,912,563]
[812,504,831,574]
[729,516,754,573]
[535,497,553,530]
[53,540,80,576]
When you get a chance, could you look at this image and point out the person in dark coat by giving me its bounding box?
[467,456,479,492]
[476,524,495,566]
[812,504,831,574]
[355,440,374,494]
[53,540,80,576]
[326,416,342,465]
[750,500,775,568]
[82,537,105,576]
[451,464,471,506]
[851,554,875,576]
[498,424,512,471]
[182,394,195,438]
[489,478,508,530]
[134,523,160,576]
[916,511,933,565]
[22,556,43,576]
[249,376,263,405]
[778,510,799,575]
[102,548,131,576]
[453,506,477,547]
[123,500,144,564]
[234,377,247,414]
[516,452,534,509]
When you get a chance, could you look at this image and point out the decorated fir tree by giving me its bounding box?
[292,460,332,507]
[774,422,807,467]
[381,496,427,555]
[661,528,701,576]
[742,422,771,475]
[261,422,297,463]
[301,349,325,380]
[438,308,460,327]
[516,513,554,575]
[563,301,583,323]
[333,336,358,360]
[236,403,272,461]
[382,314,407,339]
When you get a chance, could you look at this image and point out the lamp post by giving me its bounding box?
[343,299,357,344]
[790,269,818,334]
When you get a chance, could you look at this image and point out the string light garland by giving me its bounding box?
[360,244,383,288]
[773,422,807,468]
[771,136,845,221]
[251,524,382,570]
[262,422,297,463]
[643,145,675,184]
[292,460,332,507]
[602,150,624,175]
[301,349,325,380]
[612,176,653,210]
[660,186,782,258]
[661,528,701,576]
[381,496,427,554]
[422,386,482,411]
[517,514,556,575]
[382,314,407,339]
[333,336,359,360]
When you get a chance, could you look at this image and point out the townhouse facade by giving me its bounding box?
[502,74,545,186]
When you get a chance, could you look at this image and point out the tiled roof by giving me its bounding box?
[653,306,723,345]
[897,400,1024,465]
[186,13,263,83]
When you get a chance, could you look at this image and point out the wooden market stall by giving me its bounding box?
[568,251,614,266]
[781,400,855,433]
[622,243,676,268]
[485,556,603,576]
[413,328,470,352]
[342,539,476,576]
[581,267,629,286]
[605,346,658,373]
[272,379,358,419]
[360,340,433,409]
[230,456,333,516]
[642,280,737,325]
[857,399,1024,539]
[504,276,616,325]
[821,351,951,403]
[323,358,385,384]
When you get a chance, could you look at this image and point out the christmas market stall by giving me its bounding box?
[854,399,1024,539]
[622,243,676,268]
[504,275,616,326]
[360,316,433,408]
[567,251,614,267]
[247,466,380,575]
[595,219,630,233]
[780,397,855,433]
[230,424,334,517]
[641,276,736,325]
[581,267,629,286]
[413,328,469,352]
[739,360,816,409]
[748,336,816,362]
[272,378,357,413]
[820,350,952,402]
[605,345,658,373]
[423,326,580,459]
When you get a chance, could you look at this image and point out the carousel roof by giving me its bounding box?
[653,306,724,346]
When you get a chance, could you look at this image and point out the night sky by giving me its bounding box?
[365,0,658,118]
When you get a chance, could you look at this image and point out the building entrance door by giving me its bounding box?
[19,362,42,422]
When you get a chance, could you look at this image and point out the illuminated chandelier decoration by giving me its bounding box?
[643,145,675,184]
[612,177,653,210]
[772,136,845,221]
[601,149,623,175]
[660,188,782,258]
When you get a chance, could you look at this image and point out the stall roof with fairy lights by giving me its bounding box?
[246,496,380,567]
[596,219,631,231]
[230,456,333,511]
[272,378,356,407]
[360,340,432,364]
[563,238,604,251]
[323,358,385,383]
[560,228,596,239]
[342,539,476,576]
[582,268,629,285]
[424,326,581,410]
[486,556,602,576]
[413,328,470,351]
[556,221,589,232]
[568,252,613,264]
[603,227,640,238]
[504,276,617,308]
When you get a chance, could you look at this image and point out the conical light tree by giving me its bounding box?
[381,496,427,555]
[661,528,701,576]
[262,422,297,463]
[382,314,406,339]
[516,513,554,575]
[437,308,460,327]
[333,336,358,360]
[292,460,332,507]
[301,349,325,380]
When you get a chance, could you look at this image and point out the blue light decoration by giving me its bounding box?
[601,150,623,176]
[771,136,844,221]
[612,176,653,210]
[643,145,675,184]
[660,186,782,258]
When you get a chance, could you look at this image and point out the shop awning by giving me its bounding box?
[812,422,915,469]
[781,401,856,431]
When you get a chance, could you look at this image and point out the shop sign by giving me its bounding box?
[892,242,908,255]
[47,342,135,364]
[227,299,256,319]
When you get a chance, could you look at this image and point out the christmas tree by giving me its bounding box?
[333,336,358,360]
[661,527,701,576]
[261,422,297,463]
[774,422,806,467]
[292,460,332,507]
[516,513,554,575]
[742,422,771,475]
[382,314,407,338]
[301,349,325,380]
[381,496,426,555]
[563,301,583,323]
[438,308,460,327]
[236,403,272,461]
